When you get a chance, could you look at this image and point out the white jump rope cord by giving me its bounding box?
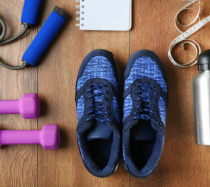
[168,0,210,67]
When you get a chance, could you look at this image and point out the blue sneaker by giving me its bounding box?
[75,50,120,178]
[122,50,168,178]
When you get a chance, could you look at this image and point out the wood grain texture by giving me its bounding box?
[37,1,129,187]
[0,0,38,187]
[130,0,210,187]
[0,0,210,186]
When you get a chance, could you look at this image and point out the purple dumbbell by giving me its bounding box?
[0,125,60,150]
[0,94,40,119]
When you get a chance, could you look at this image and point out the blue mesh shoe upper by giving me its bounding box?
[124,56,167,92]
[76,56,119,92]
[123,94,133,121]
[123,50,168,179]
[75,50,120,178]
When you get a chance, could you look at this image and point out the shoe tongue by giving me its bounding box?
[86,121,113,141]
[129,118,157,141]
[85,89,114,140]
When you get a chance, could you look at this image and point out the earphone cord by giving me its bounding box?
[0,17,30,70]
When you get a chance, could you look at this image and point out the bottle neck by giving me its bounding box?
[198,64,210,71]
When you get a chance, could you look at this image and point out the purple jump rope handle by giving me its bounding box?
[0,125,60,150]
[0,94,40,119]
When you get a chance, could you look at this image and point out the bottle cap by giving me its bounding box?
[197,50,210,71]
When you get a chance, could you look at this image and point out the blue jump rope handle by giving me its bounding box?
[21,0,42,26]
[22,7,68,67]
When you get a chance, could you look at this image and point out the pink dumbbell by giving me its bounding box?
[0,125,60,150]
[0,94,40,119]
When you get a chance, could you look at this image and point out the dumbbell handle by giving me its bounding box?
[0,130,40,145]
[0,100,19,114]
[0,125,60,150]
[0,94,40,119]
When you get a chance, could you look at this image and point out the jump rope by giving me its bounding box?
[0,0,68,70]
[0,0,69,150]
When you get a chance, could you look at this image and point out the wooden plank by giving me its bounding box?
[0,0,38,186]
[2,0,210,186]
[37,0,129,186]
[130,0,210,186]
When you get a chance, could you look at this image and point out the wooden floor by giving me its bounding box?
[0,0,210,186]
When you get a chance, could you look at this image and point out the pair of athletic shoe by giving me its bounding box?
[75,49,168,178]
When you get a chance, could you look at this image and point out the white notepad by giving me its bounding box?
[75,0,132,31]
